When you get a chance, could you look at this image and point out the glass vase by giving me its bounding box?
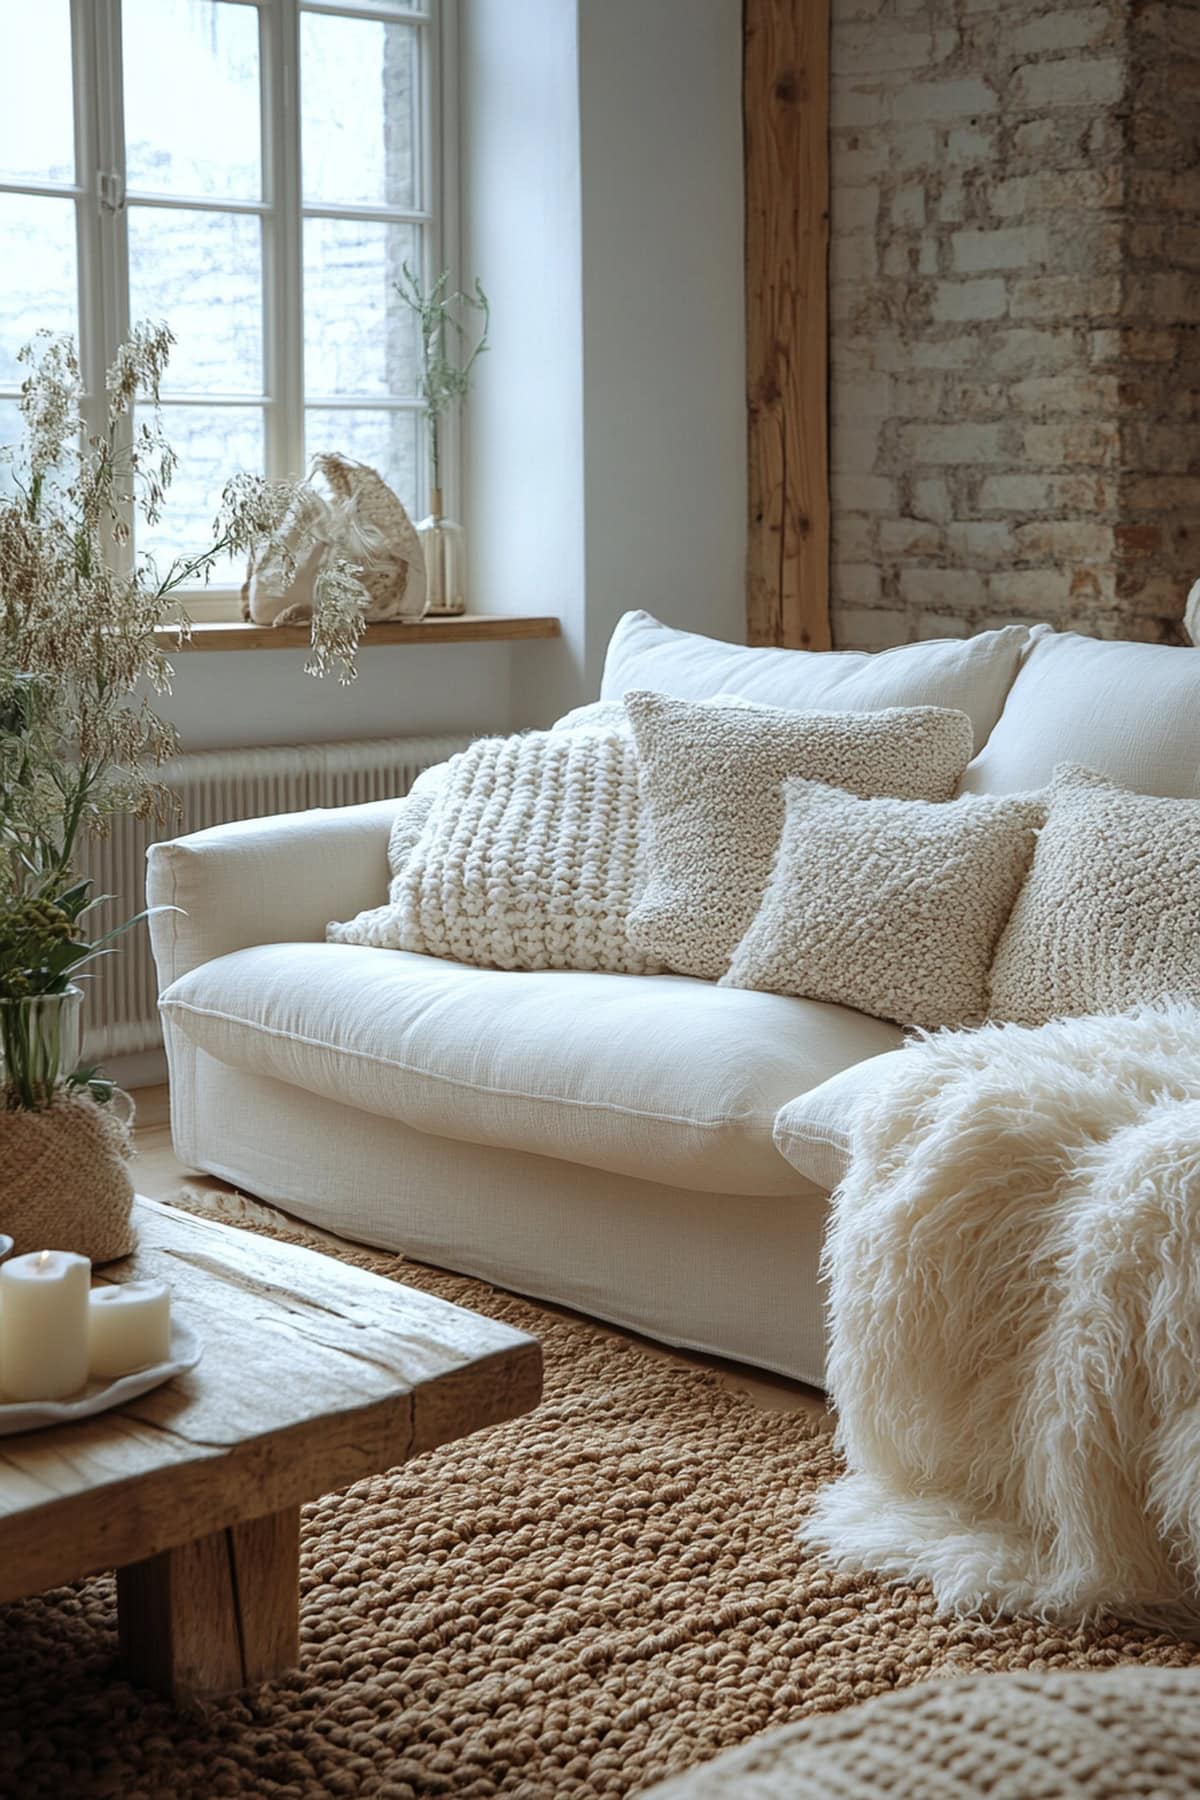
[0,986,84,1111]
[416,486,467,616]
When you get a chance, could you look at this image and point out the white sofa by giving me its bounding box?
[148,611,1200,1386]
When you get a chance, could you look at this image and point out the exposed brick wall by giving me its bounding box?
[829,0,1200,649]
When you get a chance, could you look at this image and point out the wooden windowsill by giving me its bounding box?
[157,614,561,652]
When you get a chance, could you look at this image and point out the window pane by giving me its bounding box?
[128,207,263,395]
[123,0,261,202]
[302,14,418,209]
[305,408,420,517]
[138,404,264,579]
[0,195,77,386]
[0,400,22,501]
[0,0,74,185]
[304,219,418,398]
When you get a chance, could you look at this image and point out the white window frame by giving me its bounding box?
[1,0,454,620]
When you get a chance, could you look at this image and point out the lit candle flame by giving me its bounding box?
[37,1251,51,1270]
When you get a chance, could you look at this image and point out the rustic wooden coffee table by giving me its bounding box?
[0,1197,542,1707]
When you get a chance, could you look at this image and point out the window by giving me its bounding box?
[0,0,446,612]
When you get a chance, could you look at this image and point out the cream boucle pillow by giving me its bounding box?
[345,728,657,972]
[989,764,1200,1025]
[722,778,1045,1029]
[626,692,975,980]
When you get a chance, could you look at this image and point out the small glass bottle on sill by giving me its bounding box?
[416,487,467,616]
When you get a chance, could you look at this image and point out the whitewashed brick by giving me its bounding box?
[831,514,876,559]
[900,422,1005,463]
[880,519,944,557]
[915,612,971,639]
[834,606,910,650]
[1009,8,1113,57]
[832,374,895,420]
[832,425,881,471]
[831,234,878,280]
[944,126,995,164]
[832,185,880,234]
[1013,57,1124,111]
[947,521,1017,561]
[986,329,1078,375]
[952,226,1051,273]
[1014,520,1115,560]
[899,569,988,608]
[891,184,927,228]
[913,478,954,522]
[833,563,883,606]
[832,24,958,75]
[931,279,1008,323]
[978,474,1055,513]
[831,473,898,513]
[890,78,998,122]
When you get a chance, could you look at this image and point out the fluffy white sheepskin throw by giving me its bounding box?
[804,1001,1200,1630]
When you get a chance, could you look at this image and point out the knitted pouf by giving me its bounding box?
[0,1087,135,1264]
[642,1666,1200,1799]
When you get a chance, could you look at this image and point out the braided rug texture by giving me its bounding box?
[1,1195,1198,1800]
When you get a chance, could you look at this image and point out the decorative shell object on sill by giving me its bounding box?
[0,1086,137,1265]
[241,453,427,628]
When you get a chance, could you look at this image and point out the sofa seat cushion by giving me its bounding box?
[159,943,902,1196]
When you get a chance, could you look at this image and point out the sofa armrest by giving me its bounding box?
[147,798,404,987]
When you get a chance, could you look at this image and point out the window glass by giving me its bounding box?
[301,14,418,210]
[139,404,265,577]
[128,208,263,396]
[0,195,78,386]
[0,0,75,185]
[305,408,420,517]
[304,218,419,398]
[123,0,261,202]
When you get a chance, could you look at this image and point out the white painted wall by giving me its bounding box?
[462,0,746,727]
[159,642,512,750]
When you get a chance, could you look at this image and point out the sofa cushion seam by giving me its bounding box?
[159,997,782,1134]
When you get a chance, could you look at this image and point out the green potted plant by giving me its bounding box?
[0,324,369,1258]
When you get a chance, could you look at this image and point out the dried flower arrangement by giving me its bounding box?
[0,323,370,1109]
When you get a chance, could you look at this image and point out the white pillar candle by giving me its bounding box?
[88,1279,172,1379]
[0,1250,91,1401]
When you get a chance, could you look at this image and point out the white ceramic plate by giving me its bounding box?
[0,1318,203,1435]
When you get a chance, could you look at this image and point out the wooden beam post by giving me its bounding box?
[744,0,831,650]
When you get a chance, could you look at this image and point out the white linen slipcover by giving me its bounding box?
[773,1050,909,1192]
[159,944,902,1197]
[164,1029,833,1384]
[961,629,1200,797]
[601,609,1034,750]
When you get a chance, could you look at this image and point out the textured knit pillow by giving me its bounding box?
[989,763,1200,1025]
[626,692,975,980]
[372,728,657,972]
[722,778,1045,1029]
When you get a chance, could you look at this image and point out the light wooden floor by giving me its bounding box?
[132,1084,829,1425]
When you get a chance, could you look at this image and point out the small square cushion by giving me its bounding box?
[626,692,975,981]
[989,763,1200,1024]
[722,779,1045,1030]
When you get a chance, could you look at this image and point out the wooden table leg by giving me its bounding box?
[116,1507,300,1707]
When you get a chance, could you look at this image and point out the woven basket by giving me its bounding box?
[0,1087,136,1264]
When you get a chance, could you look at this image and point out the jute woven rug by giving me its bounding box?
[1,1193,1198,1800]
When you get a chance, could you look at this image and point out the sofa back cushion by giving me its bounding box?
[601,611,1032,750]
[961,631,1200,798]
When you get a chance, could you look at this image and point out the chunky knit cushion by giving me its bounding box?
[723,778,1044,1029]
[642,1667,1200,1800]
[989,763,1200,1025]
[337,729,657,973]
[626,692,975,981]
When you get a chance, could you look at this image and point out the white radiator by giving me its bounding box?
[79,733,471,1062]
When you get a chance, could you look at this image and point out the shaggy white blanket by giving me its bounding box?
[803,1002,1200,1629]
